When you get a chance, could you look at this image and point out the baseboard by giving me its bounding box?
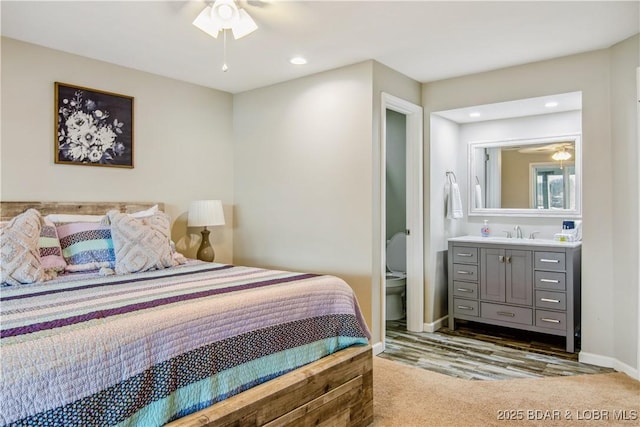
[372,341,385,356]
[579,351,639,380]
[423,315,448,333]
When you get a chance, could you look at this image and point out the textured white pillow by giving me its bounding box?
[45,213,105,223]
[106,210,176,274]
[45,205,157,223]
[129,204,159,218]
[1,209,46,285]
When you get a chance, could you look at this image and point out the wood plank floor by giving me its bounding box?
[379,319,615,380]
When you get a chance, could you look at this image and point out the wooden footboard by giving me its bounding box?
[167,345,373,427]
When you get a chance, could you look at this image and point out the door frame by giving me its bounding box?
[379,92,424,348]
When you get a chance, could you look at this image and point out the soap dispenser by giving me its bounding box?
[481,220,490,237]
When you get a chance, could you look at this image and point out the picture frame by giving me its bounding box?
[54,82,134,168]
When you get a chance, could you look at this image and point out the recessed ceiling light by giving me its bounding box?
[545,101,559,108]
[290,56,307,65]
[469,112,481,118]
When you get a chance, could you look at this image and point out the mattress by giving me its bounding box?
[0,261,370,426]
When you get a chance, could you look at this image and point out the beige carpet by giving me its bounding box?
[372,356,640,426]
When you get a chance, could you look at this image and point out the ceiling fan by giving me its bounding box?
[192,0,259,72]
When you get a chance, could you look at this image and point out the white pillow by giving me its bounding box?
[1,209,47,285]
[106,210,175,274]
[129,204,159,218]
[45,213,105,223]
[44,205,158,223]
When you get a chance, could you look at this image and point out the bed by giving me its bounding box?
[0,202,373,427]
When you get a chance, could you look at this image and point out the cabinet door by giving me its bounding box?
[480,248,505,302]
[505,250,533,306]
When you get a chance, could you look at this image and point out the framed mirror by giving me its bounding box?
[468,134,581,217]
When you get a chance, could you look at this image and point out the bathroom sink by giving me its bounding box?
[448,235,581,248]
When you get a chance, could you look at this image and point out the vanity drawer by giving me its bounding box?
[535,251,566,271]
[535,290,566,310]
[453,264,478,282]
[454,298,479,317]
[453,281,478,298]
[535,310,567,331]
[452,247,478,264]
[534,271,566,291]
[481,302,532,325]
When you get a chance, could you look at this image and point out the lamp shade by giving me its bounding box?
[188,200,225,227]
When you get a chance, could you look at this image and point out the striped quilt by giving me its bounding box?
[0,261,370,427]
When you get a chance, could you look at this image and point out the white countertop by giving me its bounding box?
[448,235,582,248]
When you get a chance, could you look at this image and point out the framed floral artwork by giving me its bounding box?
[55,82,134,168]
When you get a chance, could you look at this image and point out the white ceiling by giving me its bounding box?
[1,1,638,94]
[434,91,582,124]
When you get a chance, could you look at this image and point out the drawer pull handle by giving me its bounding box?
[457,253,473,257]
[457,271,473,275]
[498,255,505,263]
[497,311,515,317]
[540,258,560,263]
[540,298,560,303]
[456,288,473,293]
[457,305,475,311]
[541,318,561,324]
[540,278,560,283]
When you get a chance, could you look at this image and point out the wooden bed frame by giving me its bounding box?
[0,201,166,220]
[0,201,374,427]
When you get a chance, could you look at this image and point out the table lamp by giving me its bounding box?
[188,200,225,262]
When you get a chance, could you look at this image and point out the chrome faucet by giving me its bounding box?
[514,225,523,239]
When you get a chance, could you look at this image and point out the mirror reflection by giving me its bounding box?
[470,135,581,215]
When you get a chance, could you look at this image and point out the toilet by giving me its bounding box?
[386,232,406,321]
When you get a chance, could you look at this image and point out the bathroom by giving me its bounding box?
[385,109,408,325]
[430,91,583,331]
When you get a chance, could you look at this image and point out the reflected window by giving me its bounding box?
[531,163,575,209]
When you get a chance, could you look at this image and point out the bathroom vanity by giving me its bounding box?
[447,236,581,352]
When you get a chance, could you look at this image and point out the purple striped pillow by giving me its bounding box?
[56,222,115,272]
[38,219,67,273]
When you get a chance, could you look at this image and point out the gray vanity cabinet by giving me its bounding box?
[448,237,581,353]
[480,248,532,306]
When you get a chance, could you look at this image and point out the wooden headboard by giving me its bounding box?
[0,201,164,221]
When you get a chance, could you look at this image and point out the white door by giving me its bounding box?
[381,93,424,342]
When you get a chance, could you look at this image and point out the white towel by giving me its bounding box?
[474,184,483,209]
[446,182,463,219]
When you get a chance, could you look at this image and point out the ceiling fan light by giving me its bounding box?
[193,5,221,38]
[212,0,239,29]
[232,9,258,39]
[216,4,235,20]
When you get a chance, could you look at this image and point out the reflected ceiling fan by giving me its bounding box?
[516,142,574,156]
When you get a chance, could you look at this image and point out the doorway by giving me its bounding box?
[379,93,424,351]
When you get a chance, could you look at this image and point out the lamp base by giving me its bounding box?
[197,228,215,262]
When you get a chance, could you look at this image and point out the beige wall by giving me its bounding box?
[233,62,375,331]
[0,38,235,262]
[424,37,639,373]
[610,34,639,371]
